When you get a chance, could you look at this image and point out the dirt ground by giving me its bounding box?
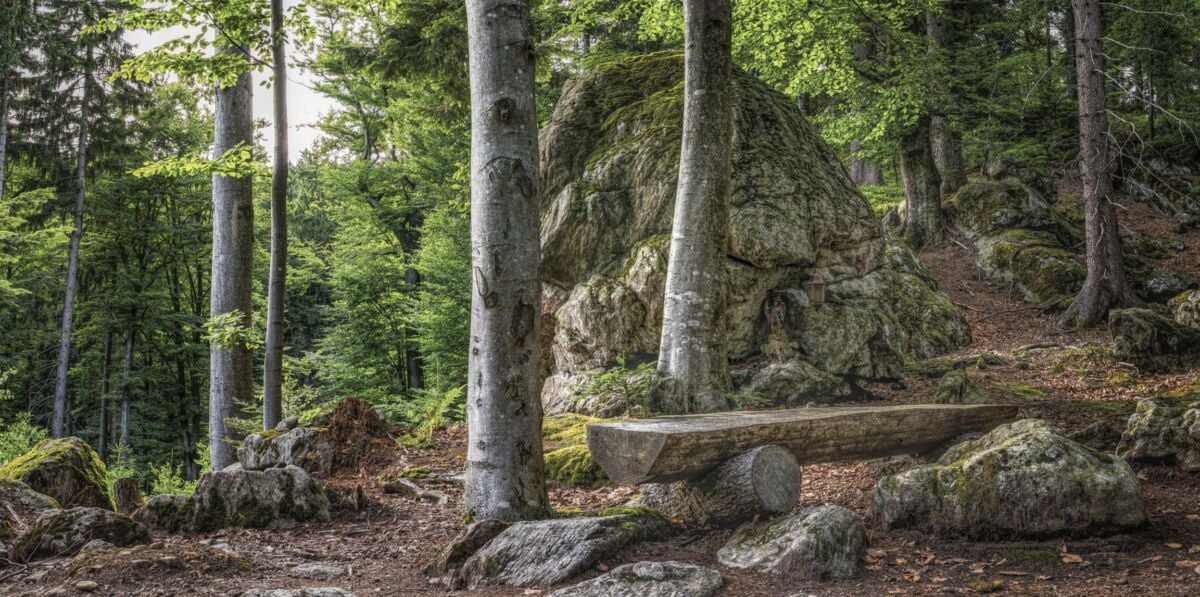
[6,193,1200,596]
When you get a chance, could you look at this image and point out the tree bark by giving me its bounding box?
[655,0,733,414]
[52,47,92,438]
[1059,0,1139,326]
[463,0,548,522]
[98,332,112,461]
[900,114,944,250]
[639,445,801,527]
[848,140,883,186]
[0,72,8,202]
[263,0,288,430]
[927,6,965,197]
[209,56,256,471]
[119,327,133,450]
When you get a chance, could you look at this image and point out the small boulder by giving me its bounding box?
[550,561,723,597]
[455,511,672,589]
[423,519,510,587]
[0,479,60,553]
[932,370,991,405]
[1111,308,1200,371]
[1171,289,1200,329]
[736,359,851,406]
[0,437,112,509]
[717,505,865,579]
[239,427,333,477]
[275,416,300,432]
[1118,398,1200,470]
[9,507,149,561]
[1069,420,1123,453]
[290,562,346,579]
[135,466,329,532]
[240,590,356,597]
[872,419,1147,538]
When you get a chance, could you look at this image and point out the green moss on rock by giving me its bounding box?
[0,437,112,510]
[545,445,609,487]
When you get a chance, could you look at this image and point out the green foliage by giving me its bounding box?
[204,310,263,352]
[105,446,138,498]
[149,461,196,495]
[859,184,906,214]
[397,386,466,447]
[0,413,48,466]
[576,360,667,417]
[544,445,609,487]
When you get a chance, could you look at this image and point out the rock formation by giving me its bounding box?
[538,52,971,414]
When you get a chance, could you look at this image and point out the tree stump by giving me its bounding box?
[113,477,145,515]
[640,445,800,527]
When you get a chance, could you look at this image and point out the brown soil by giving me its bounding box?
[5,193,1200,596]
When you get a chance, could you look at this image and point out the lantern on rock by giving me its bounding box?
[803,272,826,305]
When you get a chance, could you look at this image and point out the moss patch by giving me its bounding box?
[544,445,609,487]
[992,383,1046,400]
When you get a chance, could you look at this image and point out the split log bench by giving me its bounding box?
[586,404,1018,526]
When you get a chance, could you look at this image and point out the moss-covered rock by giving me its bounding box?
[10,506,148,561]
[717,504,865,579]
[544,445,608,487]
[550,561,724,597]
[736,358,851,406]
[1111,307,1200,372]
[238,427,333,477]
[539,52,970,414]
[948,180,1077,243]
[1171,289,1200,329]
[1118,398,1200,470]
[0,437,112,510]
[933,370,992,405]
[973,228,1084,306]
[0,478,60,552]
[872,419,1147,538]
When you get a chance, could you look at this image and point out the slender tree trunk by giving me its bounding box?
[119,327,133,450]
[927,5,965,197]
[463,0,548,522]
[848,141,883,186]
[1059,0,1139,326]
[1062,3,1078,100]
[900,115,944,250]
[52,48,92,438]
[0,73,8,202]
[655,0,733,415]
[209,57,255,471]
[98,332,112,461]
[263,0,288,430]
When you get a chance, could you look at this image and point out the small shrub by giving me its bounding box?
[0,412,48,466]
[575,360,667,417]
[150,461,196,495]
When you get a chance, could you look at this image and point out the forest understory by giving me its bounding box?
[6,180,1200,596]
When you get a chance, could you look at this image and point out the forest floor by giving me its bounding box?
[7,193,1200,596]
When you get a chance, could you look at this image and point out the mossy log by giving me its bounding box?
[588,404,1018,484]
[640,445,800,527]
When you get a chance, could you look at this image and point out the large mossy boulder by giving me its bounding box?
[9,506,149,561]
[0,437,112,510]
[717,505,865,579]
[539,52,970,415]
[1111,307,1200,371]
[133,465,329,532]
[871,419,1147,538]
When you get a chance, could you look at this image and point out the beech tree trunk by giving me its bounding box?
[900,114,944,250]
[263,0,288,430]
[209,58,255,471]
[848,140,883,186]
[52,48,92,438]
[656,0,733,414]
[927,6,965,197]
[463,0,548,522]
[640,445,801,527]
[1060,0,1139,326]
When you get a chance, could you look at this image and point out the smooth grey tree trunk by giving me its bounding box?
[848,140,883,186]
[52,49,92,438]
[463,0,548,522]
[263,0,288,430]
[119,328,133,450]
[655,0,733,415]
[899,114,944,250]
[1060,0,1139,326]
[209,59,256,471]
[926,6,965,197]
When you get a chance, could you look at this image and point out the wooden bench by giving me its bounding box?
[586,404,1018,526]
